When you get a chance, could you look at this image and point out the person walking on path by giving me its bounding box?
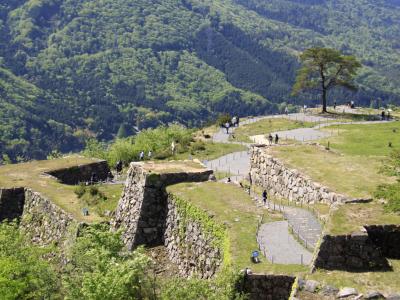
[274,134,279,144]
[225,122,230,134]
[139,151,144,160]
[171,141,176,156]
[148,150,152,159]
[284,106,289,115]
[382,110,386,121]
[334,101,337,110]
[268,134,273,145]
[236,116,240,127]
[262,190,268,206]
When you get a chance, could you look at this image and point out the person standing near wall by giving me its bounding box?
[262,190,267,206]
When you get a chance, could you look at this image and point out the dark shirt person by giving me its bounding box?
[262,190,267,205]
[274,134,279,144]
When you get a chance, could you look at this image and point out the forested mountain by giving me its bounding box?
[1,0,399,161]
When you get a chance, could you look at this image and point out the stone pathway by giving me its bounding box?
[207,113,324,265]
[251,114,393,143]
[207,112,394,265]
[257,221,313,265]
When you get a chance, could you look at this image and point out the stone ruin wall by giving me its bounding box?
[312,231,391,271]
[111,163,220,278]
[164,194,222,278]
[239,274,296,300]
[250,145,352,205]
[46,160,111,185]
[250,145,400,273]
[0,186,80,252]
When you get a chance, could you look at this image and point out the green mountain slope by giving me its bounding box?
[0,0,399,160]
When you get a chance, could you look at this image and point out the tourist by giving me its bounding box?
[171,141,176,155]
[284,106,289,115]
[139,151,144,160]
[107,171,114,181]
[262,190,267,206]
[232,116,237,127]
[148,150,152,159]
[115,160,123,174]
[334,101,337,110]
[225,122,230,134]
[382,110,386,121]
[268,134,273,145]
[227,177,231,183]
[236,116,240,127]
[274,134,279,144]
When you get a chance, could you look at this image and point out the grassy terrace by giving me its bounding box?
[233,118,315,143]
[173,142,247,162]
[0,156,123,223]
[167,181,308,275]
[309,260,400,294]
[270,121,400,234]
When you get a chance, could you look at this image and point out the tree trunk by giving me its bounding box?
[322,88,327,113]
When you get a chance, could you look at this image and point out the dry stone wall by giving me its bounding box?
[250,145,350,205]
[365,225,400,259]
[164,194,223,278]
[46,160,111,185]
[313,232,391,271]
[239,274,295,300]
[21,189,79,247]
[0,187,25,221]
[111,162,220,278]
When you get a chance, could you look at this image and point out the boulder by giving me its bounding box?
[365,291,385,299]
[321,285,339,296]
[305,280,320,293]
[337,287,358,298]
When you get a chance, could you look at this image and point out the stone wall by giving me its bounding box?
[365,225,400,259]
[250,145,350,204]
[239,274,295,300]
[20,189,79,247]
[111,162,219,278]
[164,194,223,278]
[313,232,391,271]
[112,163,213,250]
[46,160,111,185]
[0,187,25,221]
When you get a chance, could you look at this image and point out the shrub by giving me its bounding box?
[74,184,86,198]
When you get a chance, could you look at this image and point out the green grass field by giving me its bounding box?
[320,122,400,156]
[0,156,123,222]
[309,259,400,294]
[271,121,400,235]
[167,182,308,275]
[233,118,315,143]
[173,141,247,161]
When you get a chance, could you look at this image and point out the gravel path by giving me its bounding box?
[207,113,323,265]
[257,221,313,265]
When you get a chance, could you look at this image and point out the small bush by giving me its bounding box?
[375,183,400,213]
[74,184,86,198]
[190,141,206,153]
[89,185,99,196]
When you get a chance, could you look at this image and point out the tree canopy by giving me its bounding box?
[292,48,362,112]
[0,0,399,160]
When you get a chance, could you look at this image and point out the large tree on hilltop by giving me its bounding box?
[292,48,362,113]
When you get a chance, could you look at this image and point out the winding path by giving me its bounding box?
[207,113,326,265]
[207,112,392,265]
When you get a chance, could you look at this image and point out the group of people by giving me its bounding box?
[381,110,391,121]
[224,116,240,134]
[267,133,279,145]
[139,150,153,160]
